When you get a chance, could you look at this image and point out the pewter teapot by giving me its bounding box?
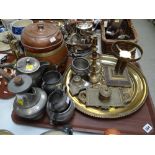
[0,68,47,120]
[0,57,50,86]
[16,57,50,86]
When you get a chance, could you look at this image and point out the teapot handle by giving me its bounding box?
[41,81,46,90]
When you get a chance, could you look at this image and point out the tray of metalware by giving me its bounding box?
[63,54,148,118]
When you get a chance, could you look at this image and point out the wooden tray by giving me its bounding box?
[11,57,155,135]
[11,93,155,135]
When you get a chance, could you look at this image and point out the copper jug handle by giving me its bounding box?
[37,21,44,31]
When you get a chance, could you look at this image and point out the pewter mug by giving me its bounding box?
[42,70,62,94]
[71,58,89,76]
[47,89,75,124]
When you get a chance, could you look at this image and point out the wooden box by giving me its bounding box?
[101,19,138,54]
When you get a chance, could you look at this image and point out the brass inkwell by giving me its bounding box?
[63,38,148,118]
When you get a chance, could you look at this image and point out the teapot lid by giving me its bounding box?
[16,57,40,73]
[8,74,32,94]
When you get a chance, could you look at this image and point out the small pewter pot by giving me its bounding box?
[71,58,89,76]
[42,70,62,95]
[47,89,75,124]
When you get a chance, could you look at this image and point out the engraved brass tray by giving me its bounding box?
[63,55,148,118]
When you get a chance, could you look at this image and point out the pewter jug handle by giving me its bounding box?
[41,81,46,90]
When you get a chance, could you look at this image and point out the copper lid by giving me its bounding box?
[21,21,63,51]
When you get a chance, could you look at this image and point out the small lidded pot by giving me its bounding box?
[42,70,62,94]
[47,89,75,124]
[99,85,111,101]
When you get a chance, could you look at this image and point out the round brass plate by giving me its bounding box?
[63,55,148,118]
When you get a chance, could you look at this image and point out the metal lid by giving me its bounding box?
[16,57,40,73]
[99,86,111,98]
[8,74,32,94]
[24,21,59,37]
[73,75,82,83]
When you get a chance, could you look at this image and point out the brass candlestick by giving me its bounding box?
[89,37,101,84]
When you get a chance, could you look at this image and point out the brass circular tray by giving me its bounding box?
[63,55,148,119]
